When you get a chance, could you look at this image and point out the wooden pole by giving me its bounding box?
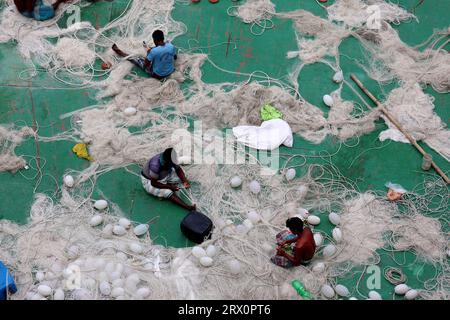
[350,74,450,184]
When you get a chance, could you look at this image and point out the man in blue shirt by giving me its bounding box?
[112,30,177,80]
[14,0,70,21]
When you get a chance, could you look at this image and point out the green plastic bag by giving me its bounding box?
[261,104,283,121]
[291,280,313,300]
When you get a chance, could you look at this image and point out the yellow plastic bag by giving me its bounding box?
[72,143,93,161]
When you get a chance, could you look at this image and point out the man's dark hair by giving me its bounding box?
[162,148,174,167]
[152,30,165,42]
[286,217,304,233]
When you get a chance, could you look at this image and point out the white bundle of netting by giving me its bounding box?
[181,81,379,144]
[355,25,450,93]
[0,125,35,173]
[327,0,416,28]
[0,0,186,86]
[227,0,276,35]
[380,82,450,162]
[278,10,351,65]
[1,153,448,300]
[234,0,275,24]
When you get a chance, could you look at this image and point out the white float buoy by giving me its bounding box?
[178,156,191,165]
[89,215,103,227]
[333,71,344,83]
[66,245,80,259]
[206,245,218,258]
[323,94,334,107]
[31,293,44,300]
[297,208,309,219]
[53,288,65,300]
[94,200,108,211]
[102,224,114,237]
[124,107,137,116]
[307,215,320,225]
[247,211,261,224]
[119,218,131,229]
[133,224,149,236]
[368,291,382,300]
[63,175,75,188]
[230,176,242,188]
[111,287,125,298]
[298,185,308,198]
[113,225,127,236]
[35,271,45,282]
[136,287,150,299]
[99,281,111,296]
[321,284,335,299]
[192,246,207,258]
[335,284,350,297]
[199,256,213,267]
[332,227,343,243]
[313,233,323,246]
[312,262,325,273]
[323,244,337,258]
[112,279,124,288]
[394,284,409,295]
[129,242,143,254]
[249,180,261,194]
[228,259,241,275]
[242,219,254,230]
[37,285,52,297]
[405,289,419,300]
[328,212,341,225]
[236,224,249,234]
[285,168,296,181]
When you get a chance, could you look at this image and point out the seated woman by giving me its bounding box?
[271,217,316,268]
[14,0,70,21]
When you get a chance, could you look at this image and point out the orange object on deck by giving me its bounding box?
[101,62,112,70]
[387,189,403,201]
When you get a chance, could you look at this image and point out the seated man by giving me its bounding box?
[112,29,177,80]
[141,148,196,211]
[14,0,70,21]
[271,217,316,268]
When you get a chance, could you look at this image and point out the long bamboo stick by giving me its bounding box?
[350,74,450,184]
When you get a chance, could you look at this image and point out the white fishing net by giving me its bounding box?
[228,0,276,35]
[327,0,416,28]
[0,125,35,173]
[381,82,450,162]
[0,0,449,301]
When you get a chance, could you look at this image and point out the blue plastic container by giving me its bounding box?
[0,261,17,300]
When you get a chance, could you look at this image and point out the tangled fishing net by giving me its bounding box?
[380,82,450,162]
[0,125,35,173]
[1,153,448,300]
[228,0,276,35]
[327,0,416,28]
[355,24,450,93]
[279,10,351,65]
[0,0,449,301]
